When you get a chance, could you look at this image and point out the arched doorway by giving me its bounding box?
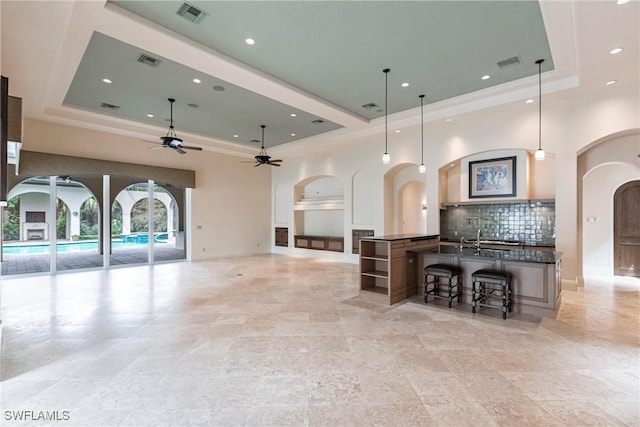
[1,176,103,274]
[614,180,640,277]
[111,182,185,266]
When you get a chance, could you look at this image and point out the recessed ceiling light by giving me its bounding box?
[481,75,491,80]
[446,118,453,122]
[616,0,630,4]
[450,163,455,167]
[233,134,239,138]
[146,113,154,118]
[193,78,201,84]
[102,78,112,84]
[290,133,296,137]
[526,99,534,104]
[290,113,297,117]
[245,38,255,45]
[606,80,617,85]
[401,82,410,88]
[395,130,401,133]
[609,47,624,55]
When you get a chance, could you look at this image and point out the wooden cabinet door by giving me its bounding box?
[614,180,640,277]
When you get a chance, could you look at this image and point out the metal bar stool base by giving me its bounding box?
[471,269,513,319]
[424,264,463,308]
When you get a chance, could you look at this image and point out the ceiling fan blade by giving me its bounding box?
[254,163,262,167]
[269,159,283,163]
[173,147,187,154]
[180,145,203,151]
[267,161,281,167]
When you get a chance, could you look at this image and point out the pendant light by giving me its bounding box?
[534,59,545,161]
[418,94,426,173]
[382,68,391,164]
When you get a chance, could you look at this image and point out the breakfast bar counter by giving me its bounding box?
[409,245,562,317]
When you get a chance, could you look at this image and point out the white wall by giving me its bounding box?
[579,132,640,279]
[271,82,640,282]
[582,163,638,277]
[22,119,272,259]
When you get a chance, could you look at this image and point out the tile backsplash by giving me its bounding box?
[440,201,555,246]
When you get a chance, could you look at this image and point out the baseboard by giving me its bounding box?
[562,279,578,291]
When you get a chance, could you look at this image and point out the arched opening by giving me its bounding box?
[111,182,184,266]
[1,176,105,274]
[578,130,640,282]
[384,163,426,235]
[292,175,345,252]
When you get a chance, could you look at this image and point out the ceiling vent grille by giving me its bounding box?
[361,102,378,109]
[176,2,207,23]
[100,102,120,111]
[497,55,522,69]
[311,119,325,124]
[137,54,161,68]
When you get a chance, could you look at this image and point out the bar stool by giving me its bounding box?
[471,269,513,319]
[424,264,462,308]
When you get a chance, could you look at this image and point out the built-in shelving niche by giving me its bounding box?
[294,189,344,210]
[293,177,345,252]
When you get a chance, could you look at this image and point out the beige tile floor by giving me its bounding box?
[0,254,638,426]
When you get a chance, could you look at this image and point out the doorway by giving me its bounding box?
[614,180,640,277]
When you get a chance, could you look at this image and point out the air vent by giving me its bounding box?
[176,2,207,23]
[497,55,522,69]
[361,102,378,109]
[311,119,325,124]
[250,139,260,143]
[100,102,120,111]
[137,54,161,68]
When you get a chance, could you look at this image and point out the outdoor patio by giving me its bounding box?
[0,246,185,275]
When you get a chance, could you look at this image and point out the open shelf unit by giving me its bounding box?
[359,235,439,304]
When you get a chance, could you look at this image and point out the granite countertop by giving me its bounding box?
[365,234,440,242]
[412,244,562,264]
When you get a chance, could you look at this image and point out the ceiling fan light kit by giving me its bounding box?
[155,98,202,154]
[245,125,283,167]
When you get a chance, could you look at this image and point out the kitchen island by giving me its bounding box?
[411,245,562,317]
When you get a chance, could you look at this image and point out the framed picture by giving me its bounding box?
[469,156,516,198]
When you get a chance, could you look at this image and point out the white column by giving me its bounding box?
[148,180,154,264]
[103,175,110,268]
[49,176,57,273]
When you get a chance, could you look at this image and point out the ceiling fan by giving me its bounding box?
[245,125,282,167]
[150,98,203,154]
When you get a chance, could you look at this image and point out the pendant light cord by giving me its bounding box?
[419,94,425,164]
[384,69,390,154]
[537,59,544,151]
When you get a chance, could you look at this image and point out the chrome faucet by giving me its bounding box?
[474,229,481,249]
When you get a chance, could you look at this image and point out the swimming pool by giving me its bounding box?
[2,240,164,255]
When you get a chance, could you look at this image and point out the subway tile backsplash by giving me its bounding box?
[440,201,556,247]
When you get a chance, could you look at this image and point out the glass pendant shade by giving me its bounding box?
[382,152,391,164]
[535,148,545,160]
[419,163,426,173]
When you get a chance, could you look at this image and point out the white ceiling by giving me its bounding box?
[1,1,638,157]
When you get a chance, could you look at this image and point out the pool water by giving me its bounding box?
[2,240,164,255]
